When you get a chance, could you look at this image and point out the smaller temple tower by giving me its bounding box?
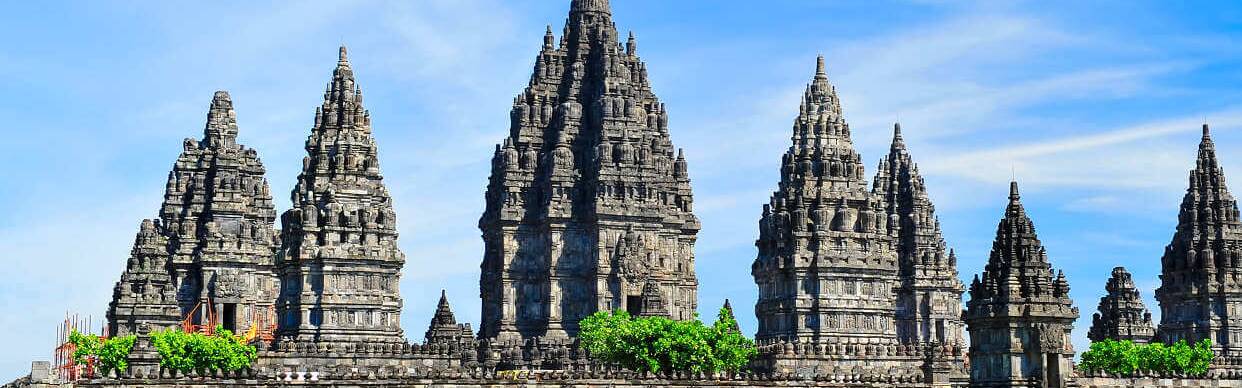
[965,181,1078,388]
[424,290,475,346]
[1088,267,1155,343]
[106,219,181,336]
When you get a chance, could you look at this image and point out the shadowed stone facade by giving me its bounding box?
[1156,124,1242,354]
[965,182,1078,388]
[275,47,406,344]
[1089,266,1155,343]
[872,123,966,349]
[478,0,699,341]
[107,91,279,336]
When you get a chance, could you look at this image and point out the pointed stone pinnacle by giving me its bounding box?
[891,123,905,150]
[815,54,827,78]
[1009,180,1021,202]
[338,45,348,63]
[1204,123,1211,138]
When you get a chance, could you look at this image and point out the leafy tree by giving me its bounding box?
[68,331,136,374]
[578,306,756,374]
[1080,338,1213,376]
[150,326,257,373]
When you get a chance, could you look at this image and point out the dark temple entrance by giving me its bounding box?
[222,303,237,332]
[626,295,642,316]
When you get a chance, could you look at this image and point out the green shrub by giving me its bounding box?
[67,330,136,374]
[578,306,756,373]
[150,326,257,373]
[1080,339,1213,376]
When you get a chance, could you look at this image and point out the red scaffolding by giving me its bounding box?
[53,312,104,381]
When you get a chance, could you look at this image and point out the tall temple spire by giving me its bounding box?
[109,91,279,338]
[479,0,698,341]
[1155,123,1242,352]
[965,180,1078,387]
[1089,267,1155,343]
[871,122,965,351]
[276,47,405,345]
[753,55,896,345]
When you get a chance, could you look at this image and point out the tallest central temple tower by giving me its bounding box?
[479,0,700,340]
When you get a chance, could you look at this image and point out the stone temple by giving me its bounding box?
[32,1,1242,387]
[1156,124,1242,355]
[965,182,1078,388]
[750,57,964,382]
[108,91,280,337]
[1088,266,1155,343]
[478,0,699,340]
[274,47,406,344]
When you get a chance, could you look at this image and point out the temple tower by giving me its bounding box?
[965,182,1078,388]
[107,91,279,337]
[1155,124,1242,354]
[275,47,406,344]
[752,56,899,345]
[479,0,700,340]
[424,290,475,346]
[1089,266,1155,343]
[872,123,966,348]
[106,219,181,336]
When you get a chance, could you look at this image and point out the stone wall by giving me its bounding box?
[1076,377,1242,388]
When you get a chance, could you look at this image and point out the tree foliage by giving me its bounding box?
[68,330,136,374]
[1080,339,1213,376]
[578,307,756,373]
[150,326,257,373]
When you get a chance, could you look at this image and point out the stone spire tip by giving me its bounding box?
[1203,123,1211,138]
[571,0,611,14]
[815,54,826,77]
[338,45,349,63]
[1009,180,1021,202]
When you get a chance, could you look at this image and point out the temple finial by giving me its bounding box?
[338,45,348,63]
[815,54,826,78]
[570,0,611,14]
[1204,123,1211,138]
[203,90,238,147]
[1009,180,1021,202]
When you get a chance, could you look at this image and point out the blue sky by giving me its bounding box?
[2,0,1242,380]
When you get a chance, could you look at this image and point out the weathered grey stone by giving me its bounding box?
[275,47,405,344]
[871,123,966,349]
[478,0,699,341]
[1089,266,1155,343]
[753,55,898,346]
[107,91,279,337]
[1156,124,1242,355]
[964,181,1078,388]
[424,290,474,347]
